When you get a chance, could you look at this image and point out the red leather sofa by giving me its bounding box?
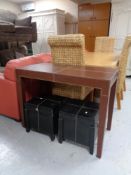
[0,53,51,121]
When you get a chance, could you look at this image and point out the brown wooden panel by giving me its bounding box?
[85,36,95,52]
[78,4,93,21]
[78,2,111,51]
[93,3,111,20]
[78,21,93,36]
[93,20,109,36]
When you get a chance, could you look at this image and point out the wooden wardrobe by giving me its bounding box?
[78,2,111,51]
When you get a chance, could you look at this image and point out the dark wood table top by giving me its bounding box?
[16,63,118,95]
[16,63,118,81]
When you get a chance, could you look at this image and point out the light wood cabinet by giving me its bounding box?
[78,3,111,51]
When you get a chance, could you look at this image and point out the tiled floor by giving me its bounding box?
[0,78,131,175]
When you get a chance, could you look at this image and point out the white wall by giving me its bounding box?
[34,0,78,22]
[109,0,131,75]
[20,0,78,33]
[0,0,21,14]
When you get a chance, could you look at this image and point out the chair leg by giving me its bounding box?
[121,89,123,100]
[123,80,126,91]
[116,93,121,110]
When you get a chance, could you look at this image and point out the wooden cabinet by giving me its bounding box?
[93,3,111,20]
[78,4,93,21]
[78,3,111,51]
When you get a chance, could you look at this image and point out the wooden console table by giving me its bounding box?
[16,63,118,158]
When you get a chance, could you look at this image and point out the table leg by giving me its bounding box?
[16,76,25,126]
[107,81,117,131]
[96,92,109,158]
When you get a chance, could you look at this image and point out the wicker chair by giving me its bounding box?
[116,36,131,109]
[48,34,93,100]
[95,36,115,52]
[93,37,115,101]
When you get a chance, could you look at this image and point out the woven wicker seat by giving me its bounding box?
[48,34,93,100]
[95,37,115,52]
[116,36,131,109]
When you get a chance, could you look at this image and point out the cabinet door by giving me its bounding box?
[93,20,109,36]
[78,21,93,36]
[43,15,55,32]
[78,4,93,21]
[93,3,111,20]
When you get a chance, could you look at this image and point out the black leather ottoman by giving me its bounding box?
[24,96,62,141]
[47,95,65,107]
[58,102,98,154]
[58,104,80,143]
[63,97,84,107]
[76,107,98,154]
[24,97,45,132]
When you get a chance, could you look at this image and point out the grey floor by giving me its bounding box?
[0,79,131,175]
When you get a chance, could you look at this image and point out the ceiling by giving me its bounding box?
[7,0,112,4]
[7,0,36,3]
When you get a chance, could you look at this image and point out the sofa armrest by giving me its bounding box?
[31,22,37,42]
[0,73,20,120]
[4,53,51,81]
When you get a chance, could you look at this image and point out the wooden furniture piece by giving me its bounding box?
[116,36,131,109]
[94,37,115,52]
[48,34,93,100]
[78,3,111,51]
[0,10,37,59]
[0,10,37,43]
[16,63,118,158]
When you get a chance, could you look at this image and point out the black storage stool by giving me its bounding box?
[24,96,63,141]
[63,97,84,107]
[83,101,99,110]
[58,102,98,154]
[76,107,98,154]
[24,97,45,132]
[58,104,80,143]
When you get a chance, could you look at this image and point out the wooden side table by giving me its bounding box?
[16,63,118,158]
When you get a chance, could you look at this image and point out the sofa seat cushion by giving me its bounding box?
[0,20,15,32]
[15,26,32,34]
[4,53,52,82]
